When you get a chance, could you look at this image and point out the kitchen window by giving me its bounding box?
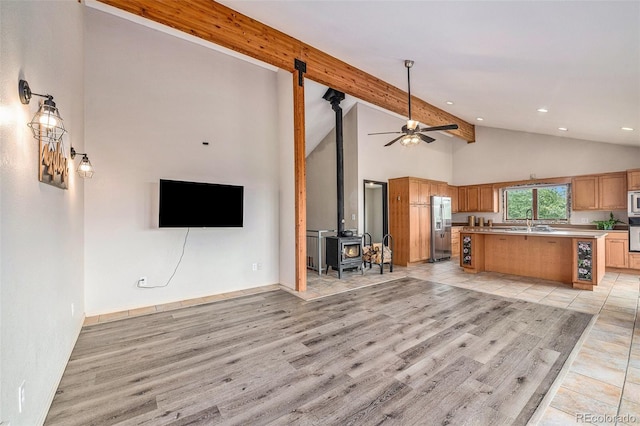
[504,184,569,221]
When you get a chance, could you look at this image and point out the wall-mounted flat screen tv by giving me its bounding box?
[159,179,243,228]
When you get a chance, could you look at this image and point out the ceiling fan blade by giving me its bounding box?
[368,131,404,136]
[384,134,406,147]
[418,124,459,132]
[417,133,436,144]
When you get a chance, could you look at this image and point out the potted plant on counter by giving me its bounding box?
[592,212,624,230]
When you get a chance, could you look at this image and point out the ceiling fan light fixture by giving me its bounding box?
[367,60,458,147]
[400,135,417,146]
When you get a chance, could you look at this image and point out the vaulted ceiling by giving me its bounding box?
[219,1,640,148]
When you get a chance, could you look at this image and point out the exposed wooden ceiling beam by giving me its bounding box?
[95,0,475,142]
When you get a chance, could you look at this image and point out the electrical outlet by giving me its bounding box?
[138,276,148,287]
[252,263,258,271]
[257,263,262,270]
[351,213,356,220]
[581,218,588,224]
[18,381,25,413]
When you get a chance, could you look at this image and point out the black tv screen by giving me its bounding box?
[159,179,243,228]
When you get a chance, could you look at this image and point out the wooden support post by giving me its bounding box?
[293,66,307,292]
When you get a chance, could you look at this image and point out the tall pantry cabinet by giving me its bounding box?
[389,177,432,266]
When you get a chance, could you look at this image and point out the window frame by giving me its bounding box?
[503,183,570,223]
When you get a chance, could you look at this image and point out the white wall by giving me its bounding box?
[306,104,358,232]
[83,9,280,315]
[453,126,640,185]
[277,70,295,289]
[0,2,85,424]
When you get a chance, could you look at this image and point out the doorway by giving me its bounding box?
[363,180,388,243]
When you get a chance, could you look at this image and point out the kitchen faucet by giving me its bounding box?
[526,208,533,231]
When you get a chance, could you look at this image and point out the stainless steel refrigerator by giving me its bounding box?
[430,196,452,261]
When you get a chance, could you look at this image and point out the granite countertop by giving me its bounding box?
[461,226,608,238]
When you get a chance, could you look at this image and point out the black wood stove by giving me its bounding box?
[325,235,363,279]
[323,88,362,278]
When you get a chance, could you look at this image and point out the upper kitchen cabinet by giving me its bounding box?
[448,185,459,213]
[628,169,640,190]
[408,178,431,204]
[479,185,498,212]
[458,184,498,213]
[432,182,449,197]
[572,172,627,211]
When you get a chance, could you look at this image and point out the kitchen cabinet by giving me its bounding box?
[628,169,640,191]
[431,182,448,197]
[457,184,498,213]
[605,232,628,268]
[389,177,432,266]
[409,204,430,262]
[408,178,431,205]
[458,187,468,212]
[448,185,459,213]
[629,253,640,270]
[599,173,627,210]
[572,176,599,210]
[572,172,627,211]
[479,185,498,212]
[451,226,462,258]
[466,186,480,211]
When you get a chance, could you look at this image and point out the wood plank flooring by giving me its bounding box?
[45,278,593,425]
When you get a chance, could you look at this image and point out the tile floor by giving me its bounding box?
[85,259,639,425]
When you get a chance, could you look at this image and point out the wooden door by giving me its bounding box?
[599,173,627,210]
[572,176,598,210]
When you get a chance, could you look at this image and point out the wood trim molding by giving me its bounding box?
[95,0,475,142]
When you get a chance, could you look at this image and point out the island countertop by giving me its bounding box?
[461,226,608,239]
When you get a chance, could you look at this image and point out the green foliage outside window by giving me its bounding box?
[505,185,568,221]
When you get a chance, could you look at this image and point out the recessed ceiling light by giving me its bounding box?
[621,127,634,131]
[446,101,454,105]
[558,127,568,132]
[476,117,484,121]
[537,108,548,113]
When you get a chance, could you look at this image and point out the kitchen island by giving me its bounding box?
[460,227,608,290]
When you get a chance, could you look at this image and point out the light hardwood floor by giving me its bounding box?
[46,276,593,425]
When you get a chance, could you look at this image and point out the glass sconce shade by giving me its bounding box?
[27,98,66,144]
[77,155,94,179]
[70,147,94,179]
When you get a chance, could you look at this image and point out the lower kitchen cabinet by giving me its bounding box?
[451,226,462,258]
[605,232,628,268]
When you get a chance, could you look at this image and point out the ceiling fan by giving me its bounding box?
[368,60,459,147]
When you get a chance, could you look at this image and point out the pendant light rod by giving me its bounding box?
[405,60,414,120]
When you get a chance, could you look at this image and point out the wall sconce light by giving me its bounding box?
[70,147,94,179]
[19,79,66,144]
